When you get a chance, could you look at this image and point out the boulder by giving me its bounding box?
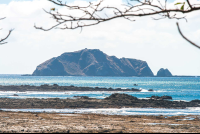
[53,84,59,86]
[13,94,18,96]
[149,95,172,100]
[74,96,90,99]
[190,99,200,103]
[105,93,138,100]
[160,96,172,100]
[131,88,141,92]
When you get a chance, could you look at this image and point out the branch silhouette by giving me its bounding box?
[34,0,200,49]
[35,0,200,30]
[176,22,200,49]
[0,17,13,45]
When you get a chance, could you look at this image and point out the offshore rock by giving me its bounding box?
[149,95,172,100]
[157,68,172,77]
[32,49,154,76]
[190,100,200,103]
[105,93,138,100]
[148,89,154,92]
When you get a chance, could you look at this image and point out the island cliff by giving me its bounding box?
[32,49,154,76]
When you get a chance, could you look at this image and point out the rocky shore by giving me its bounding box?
[0,93,200,109]
[0,85,199,133]
[0,84,141,92]
[0,85,200,133]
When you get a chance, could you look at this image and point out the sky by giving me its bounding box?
[0,0,200,76]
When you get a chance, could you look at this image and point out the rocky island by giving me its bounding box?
[32,48,154,77]
[157,68,173,77]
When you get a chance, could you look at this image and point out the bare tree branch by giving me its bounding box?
[176,22,200,49]
[0,17,6,21]
[0,17,13,45]
[35,0,200,31]
[35,0,200,50]
[186,0,193,9]
[0,29,14,45]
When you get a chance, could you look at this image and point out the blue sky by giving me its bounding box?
[0,0,200,75]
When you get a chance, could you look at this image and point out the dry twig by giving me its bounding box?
[0,17,13,45]
[34,0,200,49]
[176,22,200,49]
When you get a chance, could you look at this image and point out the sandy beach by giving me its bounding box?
[0,111,200,133]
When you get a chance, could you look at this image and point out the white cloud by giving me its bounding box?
[0,0,200,76]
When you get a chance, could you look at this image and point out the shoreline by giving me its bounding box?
[0,85,142,92]
[0,85,199,132]
[0,93,199,109]
[0,111,200,133]
[1,107,200,117]
[21,74,200,77]
[0,85,199,109]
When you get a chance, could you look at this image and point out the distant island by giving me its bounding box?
[30,48,199,77]
[32,48,155,77]
[156,68,172,77]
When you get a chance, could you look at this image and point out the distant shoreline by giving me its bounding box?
[0,85,142,92]
[21,74,200,77]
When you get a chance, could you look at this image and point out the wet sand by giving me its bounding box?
[0,111,200,133]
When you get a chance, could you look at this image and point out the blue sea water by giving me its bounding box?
[0,74,199,102]
[0,74,200,116]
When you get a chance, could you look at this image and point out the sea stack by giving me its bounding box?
[157,68,172,77]
[32,49,154,77]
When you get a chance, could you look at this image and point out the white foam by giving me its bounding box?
[187,107,200,110]
[140,88,149,92]
[25,91,67,95]
[0,91,18,94]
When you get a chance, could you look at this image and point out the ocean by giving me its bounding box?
[0,74,199,101]
[0,74,200,116]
